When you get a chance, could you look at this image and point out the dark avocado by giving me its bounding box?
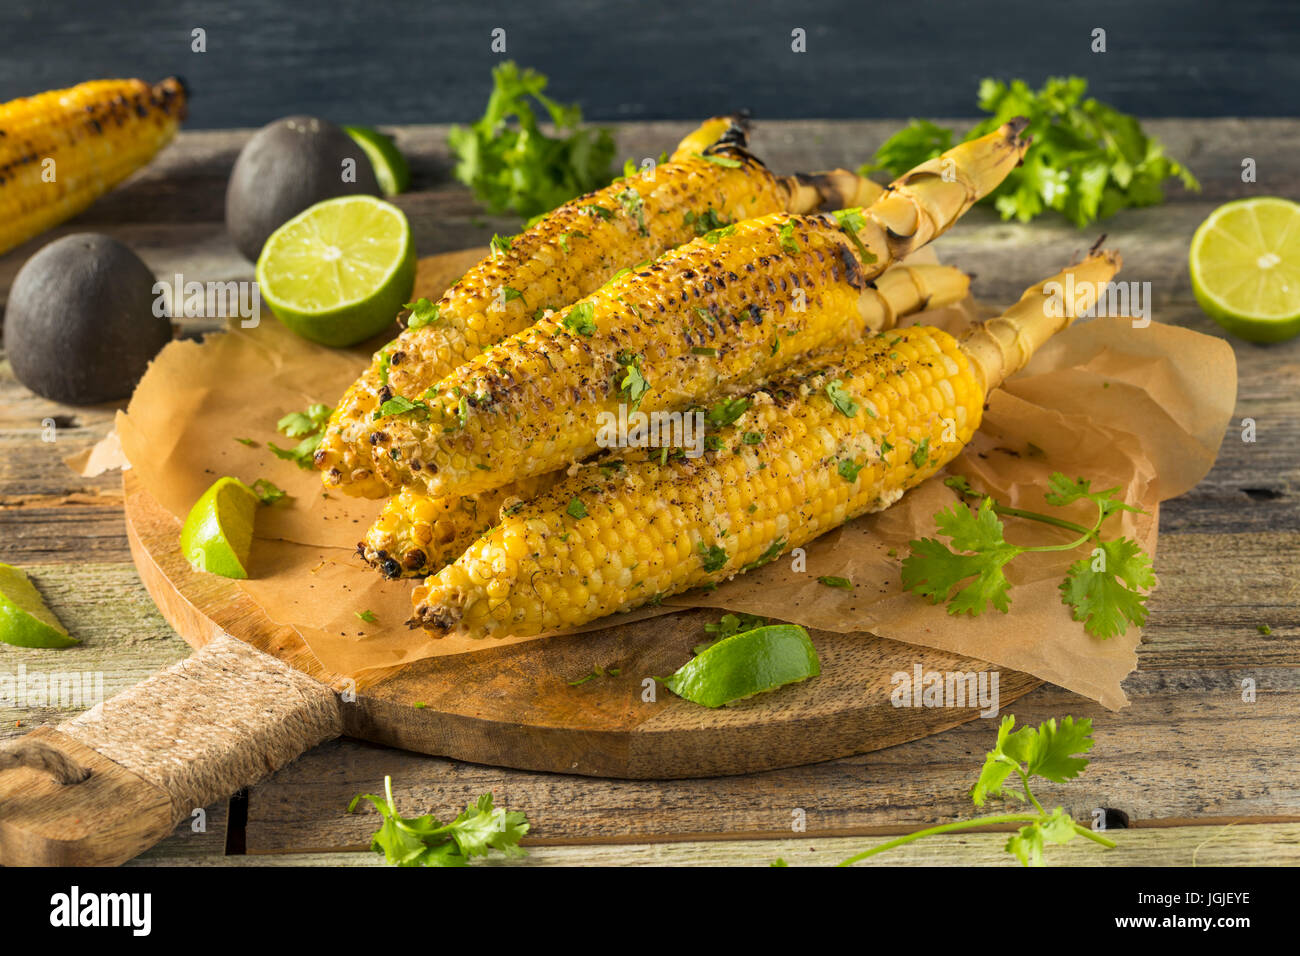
[4,234,171,404]
[225,116,381,261]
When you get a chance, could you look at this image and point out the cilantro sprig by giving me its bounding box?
[448,61,615,218]
[348,776,529,867]
[901,473,1154,638]
[838,716,1113,867]
[268,403,333,470]
[616,351,650,410]
[861,76,1198,227]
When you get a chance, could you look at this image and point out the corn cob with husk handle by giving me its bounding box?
[315,116,883,497]
[0,78,187,256]
[410,249,1121,637]
[362,262,971,578]
[366,120,1030,502]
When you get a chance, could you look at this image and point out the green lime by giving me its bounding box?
[0,563,78,648]
[180,477,260,579]
[661,624,820,708]
[344,126,411,196]
[256,195,416,347]
[1189,197,1300,343]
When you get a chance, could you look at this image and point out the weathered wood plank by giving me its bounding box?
[1,118,1296,309]
[0,563,191,736]
[130,801,230,864]
[238,667,1300,854]
[125,821,1300,867]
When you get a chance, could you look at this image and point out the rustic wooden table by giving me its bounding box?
[1,120,1297,866]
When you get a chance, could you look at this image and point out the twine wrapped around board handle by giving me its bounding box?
[0,737,91,785]
[0,632,342,866]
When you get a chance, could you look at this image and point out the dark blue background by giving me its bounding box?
[1,0,1294,126]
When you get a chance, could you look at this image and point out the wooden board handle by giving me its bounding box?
[0,633,341,866]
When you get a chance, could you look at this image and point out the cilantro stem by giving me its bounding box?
[988,503,1092,537]
[1073,823,1118,849]
[836,813,1046,866]
[1018,768,1046,815]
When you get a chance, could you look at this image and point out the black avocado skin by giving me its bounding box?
[225,115,381,262]
[5,233,172,405]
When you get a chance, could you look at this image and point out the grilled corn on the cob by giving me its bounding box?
[362,262,971,578]
[316,118,882,496]
[0,78,187,255]
[361,471,564,578]
[369,121,1030,500]
[411,250,1122,637]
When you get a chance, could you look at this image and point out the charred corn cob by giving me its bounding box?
[316,118,882,496]
[0,78,187,255]
[361,471,564,578]
[411,250,1122,637]
[369,121,1029,500]
[363,262,970,578]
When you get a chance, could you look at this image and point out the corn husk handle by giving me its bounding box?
[851,118,1031,260]
[0,633,340,866]
[786,169,886,213]
[961,248,1123,393]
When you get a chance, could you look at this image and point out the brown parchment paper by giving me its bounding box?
[108,263,1236,710]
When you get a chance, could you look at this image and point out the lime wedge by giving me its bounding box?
[257,195,416,347]
[1189,197,1300,342]
[180,477,260,579]
[344,126,411,196]
[662,624,820,708]
[0,563,78,648]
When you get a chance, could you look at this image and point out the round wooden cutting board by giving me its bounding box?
[124,472,1040,779]
[118,246,1039,779]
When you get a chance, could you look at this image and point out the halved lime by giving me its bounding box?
[180,477,260,579]
[344,126,411,196]
[661,624,820,708]
[0,563,78,648]
[257,195,416,347]
[1190,197,1300,343]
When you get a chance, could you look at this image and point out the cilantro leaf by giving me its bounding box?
[378,394,428,417]
[1024,715,1095,783]
[404,298,440,330]
[837,458,864,482]
[778,220,800,254]
[902,499,1020,615]
[270,403,333,469]
[825,379,859,417]
[706,397,749,427]
[562,301,598,336]
[818,575,853,590]
[862,76,1198,228]
[250,479,287,505]
[447,61,615,218]
[831,208,878,264]
[859,119,954,176]
[704,612,767,638]
[842,716,1105,868]
[972,715,1094,806]
[1043,473,1142,521]
[697,541,728,572]
[911,437,931,468]
[566,497,588,519]
[1060,537,1155,638]
[277,404,331,438]
[616,352,650,410]
[348,777,529,867]
[615,187,648,235]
